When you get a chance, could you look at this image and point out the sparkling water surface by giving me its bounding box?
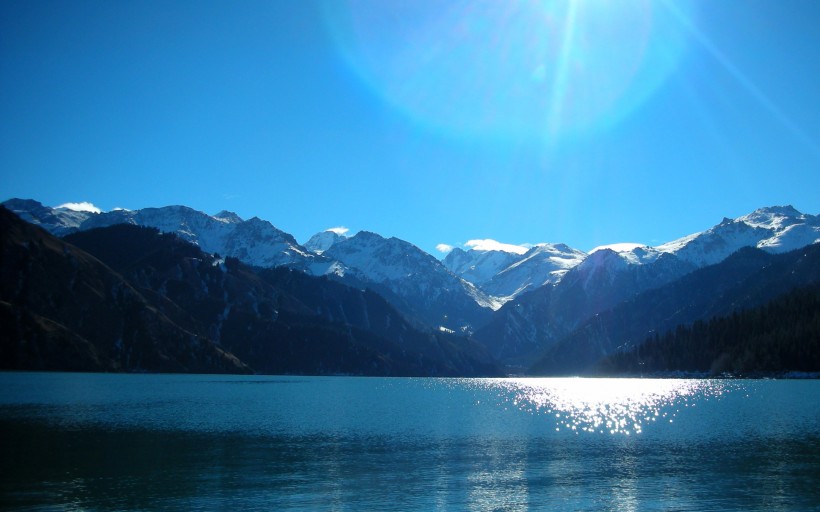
[1,373,818,511]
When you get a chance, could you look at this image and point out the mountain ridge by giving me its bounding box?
[322,230,498,333]
[6,199,817,301]
[4,198,818,375]
[532,243,820,375]
[0,207,499,376]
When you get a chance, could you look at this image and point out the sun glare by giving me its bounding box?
[486,378,730,435]
[323,0,693,142]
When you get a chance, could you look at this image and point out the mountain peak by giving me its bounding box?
[214,210,243,223]
[4,198,47,211]
[355,230,384,240]
[478,242,586,300]
[6,200,317,271]
[324,230,497,329]
[304,229,347,255]
[443,245,527,288]
[589,242,645,254]
[656,205,817,267]
[738,205,806,230]
[751,205,801,216]
[2,197,94,236]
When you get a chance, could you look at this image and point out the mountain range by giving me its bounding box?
[0,207,496,376]
[2,198,819,376]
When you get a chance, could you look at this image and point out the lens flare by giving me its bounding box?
[323,0,693,141]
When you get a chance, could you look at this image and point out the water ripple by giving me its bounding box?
[475,377,735,436]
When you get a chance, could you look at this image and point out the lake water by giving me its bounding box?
[1,373,818,511]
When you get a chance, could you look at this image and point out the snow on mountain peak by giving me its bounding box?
[589,243,663,265]
[481,242,587,299]
[581,247,629,268]
[9,200,246,264]
[737,205,804,230]
[324,231,435,282]
[213,210,243,223]
[27,202,318,270]
[304,229,348,255]
[2,198,95,236]
[323,230,499,329]
[443,246,526,286]
[515,243,588,268]
[589,243,645,254]
[5,198,817,312]
[656,205,818,267]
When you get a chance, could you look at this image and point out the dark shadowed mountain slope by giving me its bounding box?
[473,250,694,367]
[1,198,93,237]
[529,244,820,375]
[598,283,820,376]
[0,207,248,373]
[254,267,498,376]
[52,218,497,376]
[1,198,337,273]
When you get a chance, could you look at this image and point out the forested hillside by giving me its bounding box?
[599,284,820,376]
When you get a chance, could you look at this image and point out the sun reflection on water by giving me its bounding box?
[481,378,731,436]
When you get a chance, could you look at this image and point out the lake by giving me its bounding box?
[1,373,818,511]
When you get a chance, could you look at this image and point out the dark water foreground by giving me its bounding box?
[1,373,818,511]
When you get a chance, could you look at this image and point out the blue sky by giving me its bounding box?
[2,0,819,255]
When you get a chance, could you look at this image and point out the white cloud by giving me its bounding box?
[327,226,349,235]
[57,201,101,214]
[436,243,454,254]
[464,239,528,255]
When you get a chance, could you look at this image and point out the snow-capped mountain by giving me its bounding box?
[4,197,820,374]
[482,243,588,299]
[2,199,333,273]
[521,204,819,295]
[2,198,95,236]
[530,243,820,375]
[443,247,525,286]
[5,198,817,339]
[532,206,820,281]
[444,243,587,301]
[474,248,695,366]
[323,231,498,331]
[588,243,665,265]
[304,229,347,255]
[1,208,498,376]
[81,205,323,270]
[473,206,818,367]
[657,205,819,266]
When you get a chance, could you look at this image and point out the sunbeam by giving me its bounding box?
[660,0,820,160]
[323,0,693,143]
[547,1,579,138]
